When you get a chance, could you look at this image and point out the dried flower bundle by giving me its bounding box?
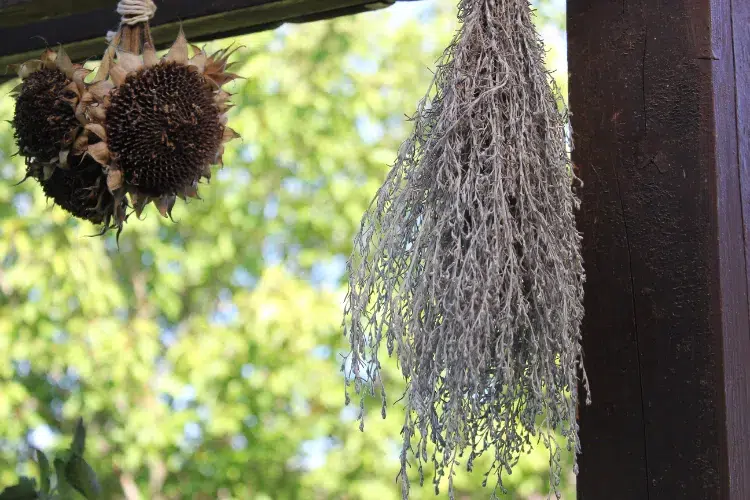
[11,47,124,227]
[343,0,587,498]
[79,30,239,227]
[8,5,240,237]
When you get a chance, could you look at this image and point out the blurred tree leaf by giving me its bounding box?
[69,420,85,458]
[0,477,37,500]
[64,457,99,500]
[32,449,50,495]
[53,459,73,499]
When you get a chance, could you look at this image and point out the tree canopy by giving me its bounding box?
[0,1,574,498]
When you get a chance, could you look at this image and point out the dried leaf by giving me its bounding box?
[43,164,55,180]
[94,50,113,82]
[88,104,106,122]
[131,192,150,218]
[8,83,23,98]
[165,28,189,64]
[106,169,123,192]
[214,145,225,166]
[89,80,114,101]
[189,51,207,72]
[85,123,107,141]
[17,60,42,79]
[40,48,57,68]
[87,142,110,166]
[222,127,239,143]
[183,183,199,199]
[143,42,158,68]
[55,45,75,77]
[201,165,212,181]
[208,72,241,88]
[109,64,127,86]
[155,195,176,218]
[73,135,89,155]
[73,68,92,92]
[116,50,143,74]
[61,81,80,105]
[213,89,232,104]
[58,149,70,168]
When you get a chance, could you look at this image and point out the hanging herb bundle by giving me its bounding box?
[343,0,588,498]
[8,0,240,237]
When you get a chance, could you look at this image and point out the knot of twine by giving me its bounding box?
[106,0,157,42]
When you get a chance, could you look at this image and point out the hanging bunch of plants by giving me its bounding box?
[342,0,587,497]
[8,0,240,238]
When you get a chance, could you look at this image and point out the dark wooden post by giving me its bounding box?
[568,1,749,498]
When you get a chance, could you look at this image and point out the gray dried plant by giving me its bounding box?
[342,0,588,498]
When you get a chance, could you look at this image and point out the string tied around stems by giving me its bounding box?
[106,0,157,42]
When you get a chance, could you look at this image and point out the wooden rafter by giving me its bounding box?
[0,0,417,82]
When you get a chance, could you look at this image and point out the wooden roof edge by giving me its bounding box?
[0,0,418,83]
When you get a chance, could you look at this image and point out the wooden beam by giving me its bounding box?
[569,0,750,498]
[0,0,413,81]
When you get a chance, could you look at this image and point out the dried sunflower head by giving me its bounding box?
[80,29,239,219]
[10,47,122,231]
[38,156,124,228]
[10,47,88,172]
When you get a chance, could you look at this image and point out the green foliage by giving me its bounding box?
[0,419,100,500]
[0,1,574,498]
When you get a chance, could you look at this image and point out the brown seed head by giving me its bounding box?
[36,157,115,224]
[13,67,79,164]
[105,61,223,197]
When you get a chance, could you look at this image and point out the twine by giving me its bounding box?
[105,0,157,42]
